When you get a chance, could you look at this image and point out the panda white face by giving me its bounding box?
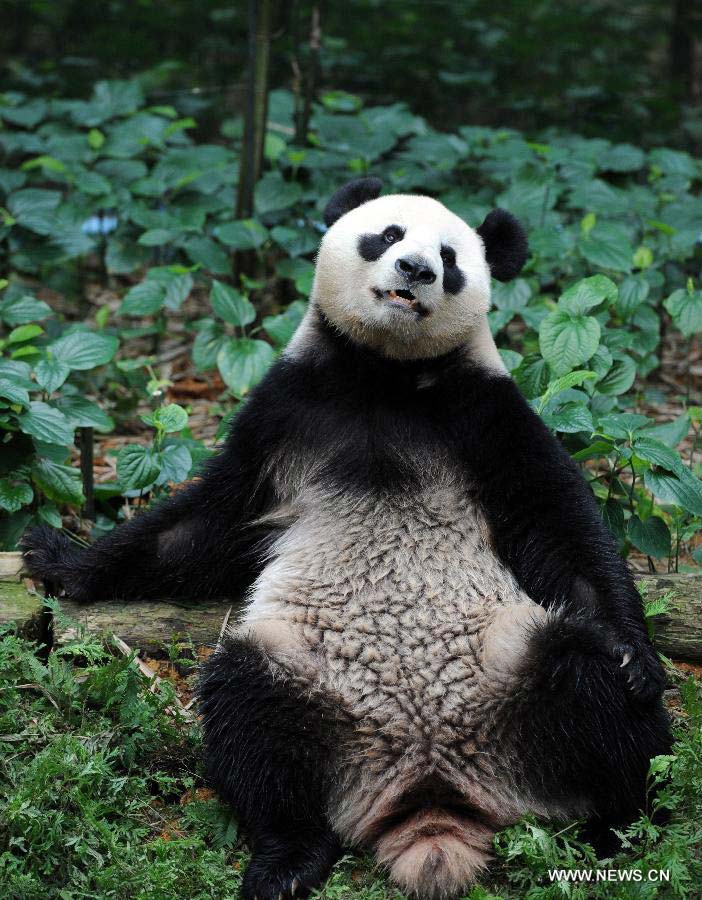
[313,194,493,360]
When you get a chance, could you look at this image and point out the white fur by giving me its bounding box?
[310,193,499,363]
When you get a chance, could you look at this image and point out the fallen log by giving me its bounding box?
[2,552,702,660]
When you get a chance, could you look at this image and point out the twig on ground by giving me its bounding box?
[112,635,195,721]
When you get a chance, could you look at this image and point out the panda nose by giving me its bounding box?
[395,255,437,285]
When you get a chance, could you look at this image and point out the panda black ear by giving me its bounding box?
[323,177,383,228]
[476,209,529,282]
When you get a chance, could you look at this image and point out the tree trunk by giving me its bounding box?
[236,0,273,222]
[670,0,694,102]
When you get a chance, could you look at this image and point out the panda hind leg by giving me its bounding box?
[504,611,671,839]
[198,638,342,899]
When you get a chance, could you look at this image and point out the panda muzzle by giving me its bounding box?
[376,287,429,317]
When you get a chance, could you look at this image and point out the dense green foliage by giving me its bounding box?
[1,603,701,898]
[2,1,700,148]
[1,75,702,570]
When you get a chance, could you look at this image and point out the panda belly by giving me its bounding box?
[235,477,548,846]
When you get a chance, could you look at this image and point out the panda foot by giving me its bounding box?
[241,826,341,900]
[20,525,89,602]
[612,639,666,702]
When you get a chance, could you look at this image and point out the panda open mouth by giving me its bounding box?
[373,287,428,317]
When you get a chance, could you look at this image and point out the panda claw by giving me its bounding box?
[620,651,632,668]
[290,879,300,896]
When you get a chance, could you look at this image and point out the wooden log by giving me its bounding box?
[2,552,702,660]
[638,574,702,661]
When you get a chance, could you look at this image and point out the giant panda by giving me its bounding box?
[22,177,671,900]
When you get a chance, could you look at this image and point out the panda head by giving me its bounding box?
[311,177,528,361]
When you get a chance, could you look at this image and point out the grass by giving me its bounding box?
[0,604,700,899]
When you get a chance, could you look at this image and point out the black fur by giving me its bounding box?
[198,639,343,898]
[477,208,529,281]
[323,176,383,227]
[358,231,394,262]
[440,244,466,294]
[507,610,671,837]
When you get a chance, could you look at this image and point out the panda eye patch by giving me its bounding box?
[440,245,456,268]
[383,225,404,244]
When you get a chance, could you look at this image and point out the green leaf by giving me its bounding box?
[596,356,636,396]
[664,287,702,338]
[215,219,269,250]
[492,278,532,313]
[644,468,702,516]
[192,320,228,371]
[539,309,600,376]
[0,293,52,326]
[616,276,649,319]
[182,236,232,275]
[270,225,319,258]
[120,280,166,316]
[210,280,256,327]
[580,223,634,273]
[572,440,616,462]
[18,401,74,445]
[632,437,683,473]
[275,258,315,296]
[497,349,523,373]
[254,173,302,215]
[0,377,30,406]
[21,155,67,174]
[649,148,698,178]
[147,268,193,311]
[156,444,192,485]
[589,344,613,379]
[598,143,645,173]
[0,477,33,513]
[38,502,62,528]
[88,128,105,149]
[8,323,43,343]
[6,188,61,235]
[558,275,617,315]
[31,458,85,505]
[628,515,671,558]
[543,402,594,434]
[596,413,650,439]
[640,415,690,448]
[217,338,275,397]
[117,444,161,490]
[106,237,150,274]
[321,90,363,113]
[35,356,71,393]
[54,395,114,431]
[50,331,119,370]
[601,498,625,542]
[262,301,307,347]
[138,228,179,246]
[536,369,597,414]
[513,355,550,399]
[153,403,188,433]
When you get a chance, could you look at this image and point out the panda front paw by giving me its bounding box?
[611,639,666,702]
[20,525,88,601]
[241,827,341,900]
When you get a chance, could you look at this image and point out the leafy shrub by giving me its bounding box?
[1,77,702,568]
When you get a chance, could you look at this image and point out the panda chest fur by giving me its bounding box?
[237,473,536,742]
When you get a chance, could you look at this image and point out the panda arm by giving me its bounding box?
[457,370,664,697]
[21,380,284,604]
